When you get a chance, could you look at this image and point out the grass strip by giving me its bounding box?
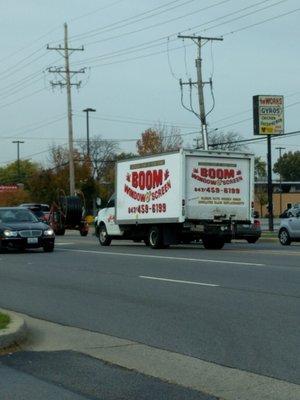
[0,312,10,330]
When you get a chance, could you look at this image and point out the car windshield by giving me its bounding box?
[0,209,38,223]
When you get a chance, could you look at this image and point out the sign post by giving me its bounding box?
[253,95,284,231]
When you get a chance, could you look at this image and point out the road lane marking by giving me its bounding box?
[55,242,75,246]
[140,275,219,287]
[227,249,300,256]
[58,248,265,267]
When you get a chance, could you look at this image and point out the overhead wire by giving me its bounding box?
[70,0,198,42]
[73,0,290,69]
[82,0,231,47]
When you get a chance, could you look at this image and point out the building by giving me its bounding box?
[255,181,300,217]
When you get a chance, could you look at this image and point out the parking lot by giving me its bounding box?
[1,232,299,399]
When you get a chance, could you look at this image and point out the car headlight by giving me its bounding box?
[44,228,54,236]
[3,230,18,237]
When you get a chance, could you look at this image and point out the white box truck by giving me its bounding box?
[95,149,257,249]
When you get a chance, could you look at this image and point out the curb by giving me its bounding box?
[0,309,27,349]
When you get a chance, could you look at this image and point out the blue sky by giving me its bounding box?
[0,0,299,171]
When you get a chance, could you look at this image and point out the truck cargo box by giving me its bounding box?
[116,149,254,225]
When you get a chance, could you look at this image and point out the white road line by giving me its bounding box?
[58,248,265,267]
[55,243,75,246]
[140,275,219,287]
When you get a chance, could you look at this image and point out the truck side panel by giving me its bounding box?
[116,152,184,224]
[185,154,253,221]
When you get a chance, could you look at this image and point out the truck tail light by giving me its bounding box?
[253,219,260,228]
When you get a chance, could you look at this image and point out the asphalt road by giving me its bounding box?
[1,351,211,400]
[0,232,299,395]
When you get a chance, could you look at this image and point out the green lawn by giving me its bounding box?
[0,312,10,330]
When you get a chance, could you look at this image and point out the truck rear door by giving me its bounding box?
[185,154,252,221]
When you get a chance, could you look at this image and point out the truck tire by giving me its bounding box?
[55,228,65,236]
[278,228,291,246]
[148,226,164,249]
[202,237,225,250]
[99,224,111,246]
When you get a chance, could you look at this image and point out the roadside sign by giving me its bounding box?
[253,95,284,135]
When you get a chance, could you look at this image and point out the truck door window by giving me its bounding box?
[107,195,115,208]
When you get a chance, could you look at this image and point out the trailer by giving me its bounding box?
[49,193,89,236]
[95,149,257,249]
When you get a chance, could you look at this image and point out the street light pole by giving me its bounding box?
[83,108,96,157]
[12,140,24,182]
[276,146,286,215]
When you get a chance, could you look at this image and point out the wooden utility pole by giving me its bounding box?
[178,35,223,150]
[47,23,85,195]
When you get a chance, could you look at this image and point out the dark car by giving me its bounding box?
[0,207,55,252]
[233,219,261,243]
[19,203,50,223]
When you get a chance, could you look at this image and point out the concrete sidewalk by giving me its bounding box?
[7,310,300,400]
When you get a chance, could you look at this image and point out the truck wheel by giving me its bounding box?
[148,226,164,249]
[202,237,225,250]
[99,224,111,246]
[278,228,291,246]
[80,230,88,237]
[55,228,65,236]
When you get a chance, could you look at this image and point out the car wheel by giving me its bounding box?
[247,237,258,244]
[279,228,291,246]
[99,224,111,246]
[43,244,54,252]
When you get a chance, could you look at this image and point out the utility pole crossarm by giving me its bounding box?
[178,35,223,41]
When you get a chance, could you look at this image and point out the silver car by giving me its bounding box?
[278,208,300,245]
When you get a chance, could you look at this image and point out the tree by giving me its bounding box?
[137,125,183,155]
[98,152,137,203]
[0,160,39,187]
[0,189,31,207]
[254,157,267,181]
[78,135,119,182]
[255,186,268,218]
[28,145,97,209]
[208,131,247,151]
[273,151,300,181]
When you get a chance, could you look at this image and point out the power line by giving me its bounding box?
[68,0,126,23]
[73,4,294,69]
[222,6,300,36]
[196,0,288,34]
[0,87,45,111]
[83,0,231,47]
[70,0,198,42]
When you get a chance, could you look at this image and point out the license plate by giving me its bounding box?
[27,237,38,244]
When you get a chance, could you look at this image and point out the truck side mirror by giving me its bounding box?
[96,198,102,208]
